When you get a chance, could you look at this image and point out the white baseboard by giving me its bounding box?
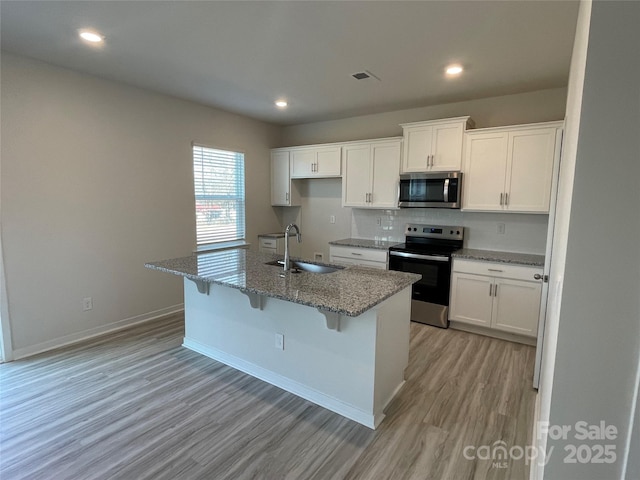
[12,304,184,360]
[449,321,537,346]
[183,336,380,429]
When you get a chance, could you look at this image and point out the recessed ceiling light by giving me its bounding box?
[79,30,104,43]
[445,64,463,76]
[275,100,288,108]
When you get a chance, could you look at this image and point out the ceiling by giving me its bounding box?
[0,1,579,126]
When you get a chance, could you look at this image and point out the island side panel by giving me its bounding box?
[182,278,380,427]
[373,286,412,420]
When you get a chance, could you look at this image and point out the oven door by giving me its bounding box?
[388,251,452,306]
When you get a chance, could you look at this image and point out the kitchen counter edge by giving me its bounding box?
[145,250,420,317]
[328,238,401,250]
[452,248,544,267]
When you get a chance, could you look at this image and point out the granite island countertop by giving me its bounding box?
[329,238,401,250]
[452,248,545,267]
[145,249,420,317]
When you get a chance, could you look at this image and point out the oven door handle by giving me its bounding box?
[389,251,450,262]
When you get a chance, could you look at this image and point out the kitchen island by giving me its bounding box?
[145,248,420,428]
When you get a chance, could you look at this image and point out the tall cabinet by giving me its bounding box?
[270,150,300,206]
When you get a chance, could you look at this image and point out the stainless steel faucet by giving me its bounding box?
[283,223,302,271]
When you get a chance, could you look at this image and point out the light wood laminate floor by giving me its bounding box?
[0,314,537,480]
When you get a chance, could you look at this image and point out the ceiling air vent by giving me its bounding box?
[352,72,370,80]
[351,70,381,81]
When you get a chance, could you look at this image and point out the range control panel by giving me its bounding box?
[405,224,464,241]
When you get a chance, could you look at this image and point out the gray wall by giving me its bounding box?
[1,53,282,357]
[281,87,567,146]
[542,2,640,478]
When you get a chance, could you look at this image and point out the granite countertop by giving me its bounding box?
[145,249,420,317]
[452,248,545,267]
[329,238,401,250]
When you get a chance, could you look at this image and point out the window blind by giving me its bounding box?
[192,145,245,246]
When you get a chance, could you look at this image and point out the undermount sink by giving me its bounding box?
[265,260,343,274]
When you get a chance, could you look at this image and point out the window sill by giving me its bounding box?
[194,241,251,254]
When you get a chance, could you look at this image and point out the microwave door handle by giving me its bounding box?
[443,178,450,203]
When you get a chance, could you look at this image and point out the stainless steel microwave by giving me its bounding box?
[398,172,462,208]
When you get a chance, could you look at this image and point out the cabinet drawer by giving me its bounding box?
[329,256,387,270]
[452,258,542,281]
[329,246,388,263]
[259,237,278,249]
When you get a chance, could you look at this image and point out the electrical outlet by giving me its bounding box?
[329,215,336,224]
[82,297,93,311]
[275,333,284,350]
[376,217,382,226]
[314,252,324,261]
[497,223,506,235]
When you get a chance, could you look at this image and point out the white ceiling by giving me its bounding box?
[0,1,579,126]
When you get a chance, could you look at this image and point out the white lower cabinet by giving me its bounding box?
[329,246,388,270]
[449,259,542,337]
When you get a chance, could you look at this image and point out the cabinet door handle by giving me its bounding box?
[494,284,498,296]
[286,192,289,201]
[488,268,503,272]
[351,252,363,256]
[489,284,493,296]
[504,192,509,205]
[500,193,504,205]
[428,154,433,167]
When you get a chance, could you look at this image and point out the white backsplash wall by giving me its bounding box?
[352,209,549,254]
[274,183,549,258]
[275,178,352,261]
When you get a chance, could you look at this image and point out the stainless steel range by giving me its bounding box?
[388,224,463,328]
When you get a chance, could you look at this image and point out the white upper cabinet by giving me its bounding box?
[462,122,563,213]
[400,116,474,173]
[342,139,401,208]
[291,145,341,178]
[270,150,300,206]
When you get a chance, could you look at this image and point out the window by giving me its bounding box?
[192,145,245,248]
